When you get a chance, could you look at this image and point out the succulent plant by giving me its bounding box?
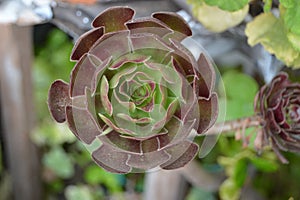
[255,72,300,163]
[48,6,218,173]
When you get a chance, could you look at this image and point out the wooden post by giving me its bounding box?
[0,24,42,200]
[143,169,189,200]
[143,161,223,200]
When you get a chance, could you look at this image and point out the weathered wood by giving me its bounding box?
[143,161,223,200]
[143,168,189,200]
[180,160,223,191]
[0,24,42,200]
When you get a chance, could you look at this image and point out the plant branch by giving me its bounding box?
[205,115,263,135]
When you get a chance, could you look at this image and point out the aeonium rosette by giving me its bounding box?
[255,72,300,163]
[48,6,218,173]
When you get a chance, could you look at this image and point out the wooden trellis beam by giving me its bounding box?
[0,24,42,200]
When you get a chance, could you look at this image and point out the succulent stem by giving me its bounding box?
[204,114,263,135]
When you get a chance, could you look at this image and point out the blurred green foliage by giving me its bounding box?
[201,69,300,200]
[218,149,279,200]
[34,29,74,121]
[43,146,75,179]
[215,70,279,199]
[65,185,94,200]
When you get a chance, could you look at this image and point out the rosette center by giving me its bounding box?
[287,105,300,126]
[99,61,183,139]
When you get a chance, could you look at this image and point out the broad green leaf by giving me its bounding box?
[191,1,249,32]
[221,70,257,120]
[43,146,74,179]
[225,99,254,120]
[287,32,300,51]
[65,185,93,200]
[280,0,294,7]
[204,0,249,12]
[245,12,300,68]
[219,179,241,200]
[280,0,300,35]
[222,70,258,102]
[280,1,300,52]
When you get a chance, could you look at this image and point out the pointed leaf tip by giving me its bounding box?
[92,6,135,32]
[197,54,216,98]
[71,27,104,61]
[152,12,192,38]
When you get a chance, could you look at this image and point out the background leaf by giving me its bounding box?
[84,165,123,193]
[43,146,74,179]
[245,12,300,68]
[203,0,249,12]
[188,0,248,32]
[32,122,76,146]
[280,0,300,35]
[220,70,258,120]
[219,179,240,200]
[222,70,258,102]
[65,185,93,200]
